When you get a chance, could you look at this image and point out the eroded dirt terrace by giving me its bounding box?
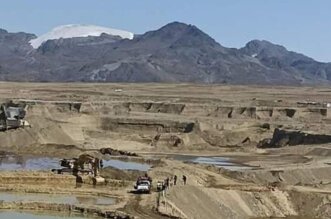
[0,83,330,218]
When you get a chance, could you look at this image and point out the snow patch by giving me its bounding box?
[30,24,134,49]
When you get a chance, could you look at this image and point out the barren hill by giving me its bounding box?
[0,22,331,84]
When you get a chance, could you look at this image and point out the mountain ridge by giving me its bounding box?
[0,21,330,85]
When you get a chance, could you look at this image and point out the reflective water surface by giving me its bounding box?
[0,211,88,219]
[0,192,115,206]
[0,153,150,171]
[171,155,254,171]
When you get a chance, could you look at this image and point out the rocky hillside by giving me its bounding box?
[0,22,331,84]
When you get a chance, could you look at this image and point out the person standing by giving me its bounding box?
[174,175,177,185]
[182,175,187,185]
[169,177,173,187]
[165,177,170,188]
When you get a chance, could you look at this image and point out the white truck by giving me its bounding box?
[134,177,152,194]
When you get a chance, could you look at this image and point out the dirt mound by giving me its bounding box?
[150,133,204,148]
[197,122,271,147]
[258,128,331,148]
[0,119,76,151]
[289,191,331,219]
[123,102,186,115]
[0,102,87,156]
[296,108,327,120]
[160,183,331,219]
[19,100,82,113]
[275,108,296,118]
[184,104,328,122]
[306,147,331,157]
[160,186,297,219]
[100,117,195,134]
[229,166,331,185]
[100,167,144,181]
[20,144,83,157]
[202,106,257,119]
[256,107,274,119]
[100,148,138,157]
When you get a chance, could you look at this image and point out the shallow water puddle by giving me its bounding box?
[0,192,115,206]
[172,155,253,171]
[0,211,87,219]
[0,155,60,171]
[102,159,150,171]
[192,157,253,171]
[0,154,150,171]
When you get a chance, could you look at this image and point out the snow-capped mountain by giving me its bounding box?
[29,24,134,48]
[1,22,331,84]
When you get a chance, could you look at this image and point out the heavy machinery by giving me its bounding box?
[54,152,105,185]
[0,103,30,131]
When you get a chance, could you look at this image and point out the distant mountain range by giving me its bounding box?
[0,22,330,85]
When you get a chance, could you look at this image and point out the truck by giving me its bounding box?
[134,176,152,194]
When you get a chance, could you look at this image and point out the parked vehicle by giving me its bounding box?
[134,176,152,194]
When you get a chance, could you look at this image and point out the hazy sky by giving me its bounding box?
[1,0,330,62]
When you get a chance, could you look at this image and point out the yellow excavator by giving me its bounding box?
[76,153,105,185]
[55,152,105,185]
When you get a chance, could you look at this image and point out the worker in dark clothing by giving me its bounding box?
[182,175,187,185]
[165,177,170,188]
[145,173,152,183]
[174,175,177,185]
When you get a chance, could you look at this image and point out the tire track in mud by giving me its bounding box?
[121,195,175,219]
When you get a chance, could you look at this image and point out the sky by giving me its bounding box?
[1,0,330,62]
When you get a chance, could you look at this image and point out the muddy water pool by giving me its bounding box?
[0,154,150,171]
[102,159,150,171]
[0,192,115,206]
[0,156,60,171]
[170,155,254,171]
[0,211,88,219]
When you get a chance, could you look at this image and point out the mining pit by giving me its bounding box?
[0,83,330,219]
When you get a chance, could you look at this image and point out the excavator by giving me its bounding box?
[76,153,105,185]
[54,152,105,185]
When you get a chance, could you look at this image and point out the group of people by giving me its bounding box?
[158,175,187,192]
